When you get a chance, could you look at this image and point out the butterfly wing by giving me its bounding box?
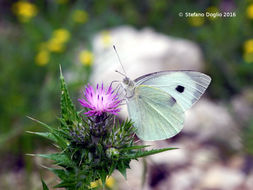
[134,71,211,111]
[127,85,184,141]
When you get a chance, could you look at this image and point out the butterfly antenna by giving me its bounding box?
[115,70,128,78]
[113,45,127,75]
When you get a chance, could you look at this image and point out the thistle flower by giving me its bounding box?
[79,83,121,116]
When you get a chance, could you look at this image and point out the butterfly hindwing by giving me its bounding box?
[134,71,211,111]
[127,85,184,141]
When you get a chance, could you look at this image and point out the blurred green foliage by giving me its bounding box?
[243,119,253,155]
[0,0,253,188]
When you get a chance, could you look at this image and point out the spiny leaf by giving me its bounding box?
[41,179,49,190]
[26,131,57,142]
[120,145,150,151]
[125,147,178,159]
[51,132,68,150]
[54,181,77,188]
[26,116,54,132]
[117,160,129,179]
[59,65,82,129]
[49,168,68,179]
[34,153,75,167]
[99,170,107,187]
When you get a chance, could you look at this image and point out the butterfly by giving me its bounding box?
[121,70,211,141]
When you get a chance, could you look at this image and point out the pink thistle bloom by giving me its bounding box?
[79,83,121,116]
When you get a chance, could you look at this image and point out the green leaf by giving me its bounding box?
[41,179,49,190]
[126,147,178,159]
[52,132,68,150]
[117,160,129,179]
[99,170,107,187]
[59,65,82,130]
[26,131,57,142]
[54,181,77,188]
[34,153,75,167]
[26,116,54,132]
[48,168,71,180]
[120,145,150,151]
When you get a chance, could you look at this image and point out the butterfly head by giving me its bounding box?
[115,70,135,88]
[115,70,135,98]
[122,76,136,99]
[123,77,134,87]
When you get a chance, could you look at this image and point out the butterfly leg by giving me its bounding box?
[109,80,120,88]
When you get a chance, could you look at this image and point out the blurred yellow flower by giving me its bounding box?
[206,6,219,20]
[89,176,115,189]
[47,29,70,52]
[47,38,65,52]
[52,29,71,43]
[89,180,100,188]
[35,50,50,66]
[247,4,253,19]
[12,1,38,22]
[243,53,253,63]
[244,39,253,54]
[188,16,205,27]
[243,39,253,63]
[105,176,115,188]
[101,31,112,47]
[72,10,88,23]
[79,50,94,66]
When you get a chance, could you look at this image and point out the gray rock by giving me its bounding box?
[199,165,244,190]
[185,99,241,150]
[231,88,253,124]
[91,26,205,85]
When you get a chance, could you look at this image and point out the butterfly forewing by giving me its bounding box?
[127,85,184,141]
[134,71,211,111]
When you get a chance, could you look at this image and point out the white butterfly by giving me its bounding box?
[121,70,211,141]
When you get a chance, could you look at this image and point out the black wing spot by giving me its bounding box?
[176,85,185,93]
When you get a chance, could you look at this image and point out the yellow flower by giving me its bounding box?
[247,4,253,19]
[244,39,253,54]
[89,180,100,188]
[79,50,94,66]
[243,39,253,63]
[12,1,38,22]
[47,29,70,53]
[206,6,220,20]
[105,176,115,188]
[188,16,205,27]
[243,53,253,63]
[89,176,115,189]
[72,10,88,23]
[47,38,65,52]
[52,29,70,44]
[101,31,112,47]
[35,50,50,66]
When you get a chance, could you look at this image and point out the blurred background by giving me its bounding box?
[0,0,253,189]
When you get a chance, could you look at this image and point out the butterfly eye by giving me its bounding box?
[175,85,185,93]
[123,77,129,85]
